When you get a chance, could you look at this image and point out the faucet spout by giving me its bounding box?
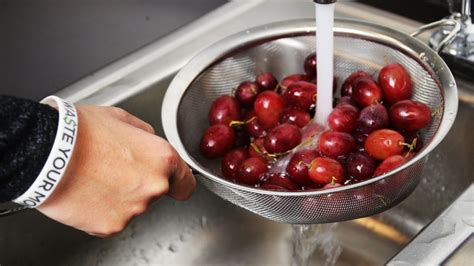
[313,0,337,4]
[449,0,472,19]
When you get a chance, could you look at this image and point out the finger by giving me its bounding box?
[108,107,155,134]
[167,158,196,201]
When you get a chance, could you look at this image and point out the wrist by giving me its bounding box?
[12,96,79,208]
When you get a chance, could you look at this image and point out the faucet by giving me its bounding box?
[313,0,336,4]
[430,0,474,82]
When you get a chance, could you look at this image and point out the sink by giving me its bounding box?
[1,1,473,265]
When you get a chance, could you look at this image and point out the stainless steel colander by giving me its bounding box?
[161,19,458,224]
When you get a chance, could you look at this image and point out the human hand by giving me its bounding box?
[37,106,196,237]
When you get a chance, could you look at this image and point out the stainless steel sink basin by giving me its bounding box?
[1,1,473,265]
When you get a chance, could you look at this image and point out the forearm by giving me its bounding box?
[0,95,58,202]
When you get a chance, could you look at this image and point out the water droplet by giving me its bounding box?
[200,216,208,228]
[179,234,187,242]
[246,30,251,34]
[354,194,365,200]
[140,249,150,263]
[440,186,446,192]
[168,244,178,253]
[419,52,429,63]
[155,243,162,250]
[462,218,474,227]
[272,195,283,201]
[99,247,108,256]
[449,82,455,87]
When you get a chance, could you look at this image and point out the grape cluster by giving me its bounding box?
[199,53,432,191]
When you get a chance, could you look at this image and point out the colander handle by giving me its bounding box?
[410,19,462,53]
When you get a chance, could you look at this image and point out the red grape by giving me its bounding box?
[221,148,248,180]
[261,173,300,191]
[256,72,278,91]
[403,131,423,152]
[208,95,241,125]
[234,128,250,148]
[374,155,406,176]
[389,100,432,132]
[279,74,310,93]
[254,91,286,129]
[358,104,389,133]
[353,128,369,147]
[364,129,405,160]
[346,152,377,180]
[264,123,302,154]
[308,157,345,185]
[351,77,382,107]
[200,124,236,158]
[341,71,371,96]
[336,96,358,107]
[280,107,311,128]
[235,81,260,107]
[304,52,317,78]
[243,110,267,138]
[282,81,317,110]
[379,63,413,105]
[287,149,320,186]
[236,157,268,185]
[319,131,356,158]
[328,104,359,133]
[248,138,269,162]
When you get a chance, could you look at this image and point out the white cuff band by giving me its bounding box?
[13,96,79,208]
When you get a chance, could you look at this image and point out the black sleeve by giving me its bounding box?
[0,95,59,203]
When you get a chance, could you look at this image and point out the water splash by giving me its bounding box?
[155,242,163,250]
[168,243,178,253]
[291,224,342,266]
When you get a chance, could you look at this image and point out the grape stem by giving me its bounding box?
[228,116,257,127]
[252,138,314,160]
[399,138,418,154]
[432,105,442,118]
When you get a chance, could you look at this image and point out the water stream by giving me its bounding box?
[291,224,342,266]
[289,4,341,266]
[267,2,336,174]
[314,2,335,125]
